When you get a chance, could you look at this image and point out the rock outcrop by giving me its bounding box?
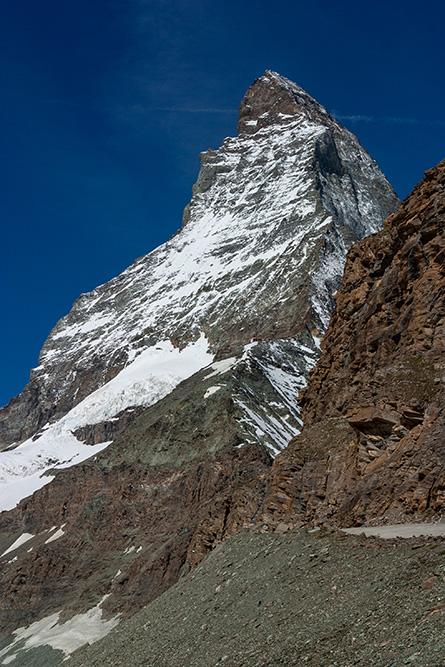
[262,160,445,527]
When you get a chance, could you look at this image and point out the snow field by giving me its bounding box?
[0,335,213,510]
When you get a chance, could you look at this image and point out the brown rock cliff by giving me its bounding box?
[261,160,445,527]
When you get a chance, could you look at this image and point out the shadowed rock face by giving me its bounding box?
[262,160,445,527]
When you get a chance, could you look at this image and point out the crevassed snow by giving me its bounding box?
[1,533,34,558]
[0,596,120,663]
[58,333,212,430]
[0,335,213,511]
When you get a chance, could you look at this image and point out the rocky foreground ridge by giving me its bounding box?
[69,529,445,667]
[261,159,445,528]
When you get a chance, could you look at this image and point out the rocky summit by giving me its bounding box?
[0,70,406,664]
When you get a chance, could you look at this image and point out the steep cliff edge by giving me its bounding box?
[262,160,445,527]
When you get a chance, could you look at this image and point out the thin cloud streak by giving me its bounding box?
[332,111,445,126]
[135,106,237,115]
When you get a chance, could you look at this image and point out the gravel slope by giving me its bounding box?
[68,527,445,667]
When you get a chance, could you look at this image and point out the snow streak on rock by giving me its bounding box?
[230,339,319,456]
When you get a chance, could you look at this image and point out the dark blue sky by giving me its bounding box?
[1,0,444,407]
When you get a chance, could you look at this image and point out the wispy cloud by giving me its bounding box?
[123,104,236,117]
[149,107,236,114]
[332,111,445,126]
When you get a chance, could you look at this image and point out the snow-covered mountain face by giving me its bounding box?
[0,71,399,508]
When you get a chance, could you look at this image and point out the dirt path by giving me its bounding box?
[342,521,445,538]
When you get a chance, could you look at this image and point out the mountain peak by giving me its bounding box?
[0,70,403,663]
[237,70,332,135]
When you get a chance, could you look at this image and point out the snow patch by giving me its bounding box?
[0,596,120,663]
[1,533,34,558]
[52,314,112,340]
[204,386,221,399]
[205,357,237,379]
[44,527,66,545]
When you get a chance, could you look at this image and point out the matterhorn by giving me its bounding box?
[0,71,400,664]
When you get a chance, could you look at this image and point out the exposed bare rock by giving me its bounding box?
[262,159,445,527]
[0,375,271,633]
